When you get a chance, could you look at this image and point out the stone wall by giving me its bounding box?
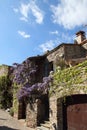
[47,46,64,62]
[82,42,87,53]
[49,96,57,128]
[64,44,86,60]
[47,46,65,70]
[49,96,64,130]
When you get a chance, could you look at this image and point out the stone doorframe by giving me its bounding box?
[57,94,87,130]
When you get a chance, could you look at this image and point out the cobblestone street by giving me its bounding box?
[0,109,35,130]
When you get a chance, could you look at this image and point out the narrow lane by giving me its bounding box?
[0,109,34,130]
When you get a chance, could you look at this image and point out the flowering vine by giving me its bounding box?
[13,59,53,101]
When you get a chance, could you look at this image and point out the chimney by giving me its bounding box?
[75,31,86,44]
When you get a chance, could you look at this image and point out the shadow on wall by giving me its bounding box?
[0,126,19,130]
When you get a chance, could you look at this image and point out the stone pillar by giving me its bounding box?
[49,97,64,130]
[26,102,37,128]
[49,96,57,129]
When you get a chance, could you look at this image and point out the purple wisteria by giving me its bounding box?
[13,59,53,101]
[17,76,53,101]
[13,59,36,84]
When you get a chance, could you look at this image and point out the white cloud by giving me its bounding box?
[18,31,31,38]
[50,30,58,35]
[13,8,19,13]
[19,3,29,18]
[30,2,44,24]
[20,17,28,22]
[39,39,58,52]
[19,1,44,24]
[51,0,87,29]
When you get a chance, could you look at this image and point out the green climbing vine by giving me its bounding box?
[50,61,87,98]
[0,76,12,109]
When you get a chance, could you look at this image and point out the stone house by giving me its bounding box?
[46,31,87,68]
[0,30,87,129]
[16,30,87,128]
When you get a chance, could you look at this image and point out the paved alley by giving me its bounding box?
[0,109,35,130]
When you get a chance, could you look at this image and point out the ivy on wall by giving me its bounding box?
[0,76,12,109]
[50,61,87,98]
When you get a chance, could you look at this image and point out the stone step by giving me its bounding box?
[36,126,43,130]
[41,123,50,129]
[36,126,50,130]
[44,121,50,124]
[36,122,50,130]
[36,121,57,130]
[36,120,51,130]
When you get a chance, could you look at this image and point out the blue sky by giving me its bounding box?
[0,0,87,65]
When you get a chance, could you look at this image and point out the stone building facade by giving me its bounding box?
[0,30,87,129]
[20,30,87,128]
